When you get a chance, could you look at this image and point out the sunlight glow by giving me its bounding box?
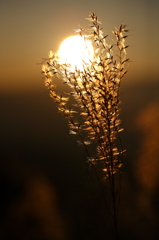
[58,36,94,71]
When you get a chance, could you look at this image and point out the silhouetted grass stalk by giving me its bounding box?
[42,13,129,239]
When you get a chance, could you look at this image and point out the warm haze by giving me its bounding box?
[0,1,159,240]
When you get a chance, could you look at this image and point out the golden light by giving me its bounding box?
[58,36,94,71]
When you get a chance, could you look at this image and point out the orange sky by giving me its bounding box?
[1,2,159,239]
[0,0,158,94]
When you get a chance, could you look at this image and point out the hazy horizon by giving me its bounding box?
[1,1,159,240]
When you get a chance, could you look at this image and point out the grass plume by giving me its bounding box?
[42,12,129,239]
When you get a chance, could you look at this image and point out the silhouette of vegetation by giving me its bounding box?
[42,12,129,239]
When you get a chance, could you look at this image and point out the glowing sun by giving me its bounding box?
[58,36,94,70]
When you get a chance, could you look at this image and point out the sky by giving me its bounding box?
[0,1,159,240]
[0,0,159,94]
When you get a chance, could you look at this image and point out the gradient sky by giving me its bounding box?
[1,1,159,239]
[0,0,159,94]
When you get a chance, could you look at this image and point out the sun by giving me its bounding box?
[58,36,94,71]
